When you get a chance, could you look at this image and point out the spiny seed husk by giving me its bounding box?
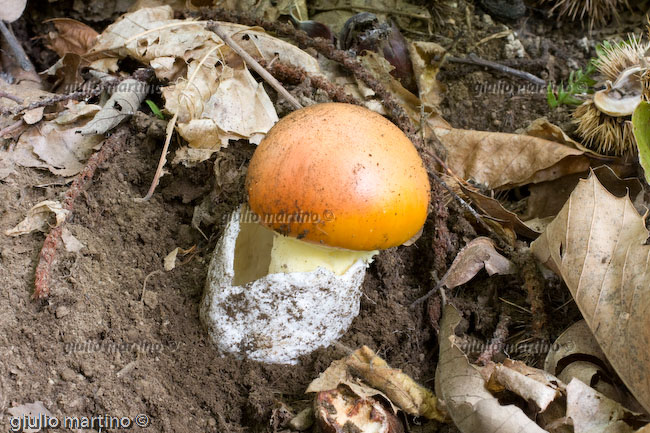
[593,35,649,81]
[573,100,635,155]
[540,0,628,28]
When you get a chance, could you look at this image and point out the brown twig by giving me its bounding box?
[33,126,130,299]
[477,313,511,365]
[0,86,104,116]
[0,90,23,104]
[446,53,546,87]
[207,22,303,110]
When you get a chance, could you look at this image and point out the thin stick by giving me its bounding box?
[207,22,303,110]
[137,113,177,202]
[447,53,546,87]
[0,21,34,72]
[0,90,23,104]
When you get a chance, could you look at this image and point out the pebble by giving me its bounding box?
[143,291,159,309]
[504,33,526,59]
[55,306,70,319]
[60,367,77,382]
[482,14,493,25]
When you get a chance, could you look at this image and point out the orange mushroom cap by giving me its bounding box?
[245,103,431,251]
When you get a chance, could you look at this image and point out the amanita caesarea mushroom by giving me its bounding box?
[200,103,430,363]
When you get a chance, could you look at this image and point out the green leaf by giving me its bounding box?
[547,84,558,108]
[145,99,165,120]
[632,100,650,184]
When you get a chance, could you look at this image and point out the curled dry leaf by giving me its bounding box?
[407,41,445,109]
[439,237,516,290]
[306,346,446,421]
[78,79,148,135]
[435,125,591,189]
[44,18,99,57]
[545,321,631,407]
[436,304,548,432]
[531,173,650,413]
[488,359,563,412]
[5,200,69,237]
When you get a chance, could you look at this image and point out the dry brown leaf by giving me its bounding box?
[436,304,549,432]
[44,18,99,57]
[531,173,650,413]
[460,185,541,239]
[566,379,644,433]
[436,127,590,189]
[5,120,103,177]
[522,165,643,221]
[439,237,516,289]
[5,200,69,237]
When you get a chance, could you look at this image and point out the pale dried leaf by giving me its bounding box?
[531,173,650,413]
[54,101,102,125]
[79,79,147,135]
[436,304,549,433]
[61,227,85,253]
[44,18,99,56]
[164,247,179,271]
[437,127,590,189]
[491,359,563,412]
[407,41,445,109]
[0,0,26,22]
[7,401,51,433]
[12,121,103,176]
[5,200,69,236]
[566,379,642,433]
[22,107,44,125]
[440,237,516,289]
[165,66,278,148]
[172,146,215,166]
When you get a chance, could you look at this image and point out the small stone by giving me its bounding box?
[482,14,493,25]
[60,368,77,382]
[55,306,70,319]
[207,418,217,428]
[143,291,159,309]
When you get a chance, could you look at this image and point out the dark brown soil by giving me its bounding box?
[0,1,646,432]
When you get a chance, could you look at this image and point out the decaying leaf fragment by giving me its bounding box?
[436,304,549,432]
[5,201,69,237]
[307,346,446,421]
[315,386,404,433]
[439,237,516,290]
[531,173,650,413]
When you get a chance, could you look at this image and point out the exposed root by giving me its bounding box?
[33,126,130,299]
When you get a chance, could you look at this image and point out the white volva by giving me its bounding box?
[200,206,376,364]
